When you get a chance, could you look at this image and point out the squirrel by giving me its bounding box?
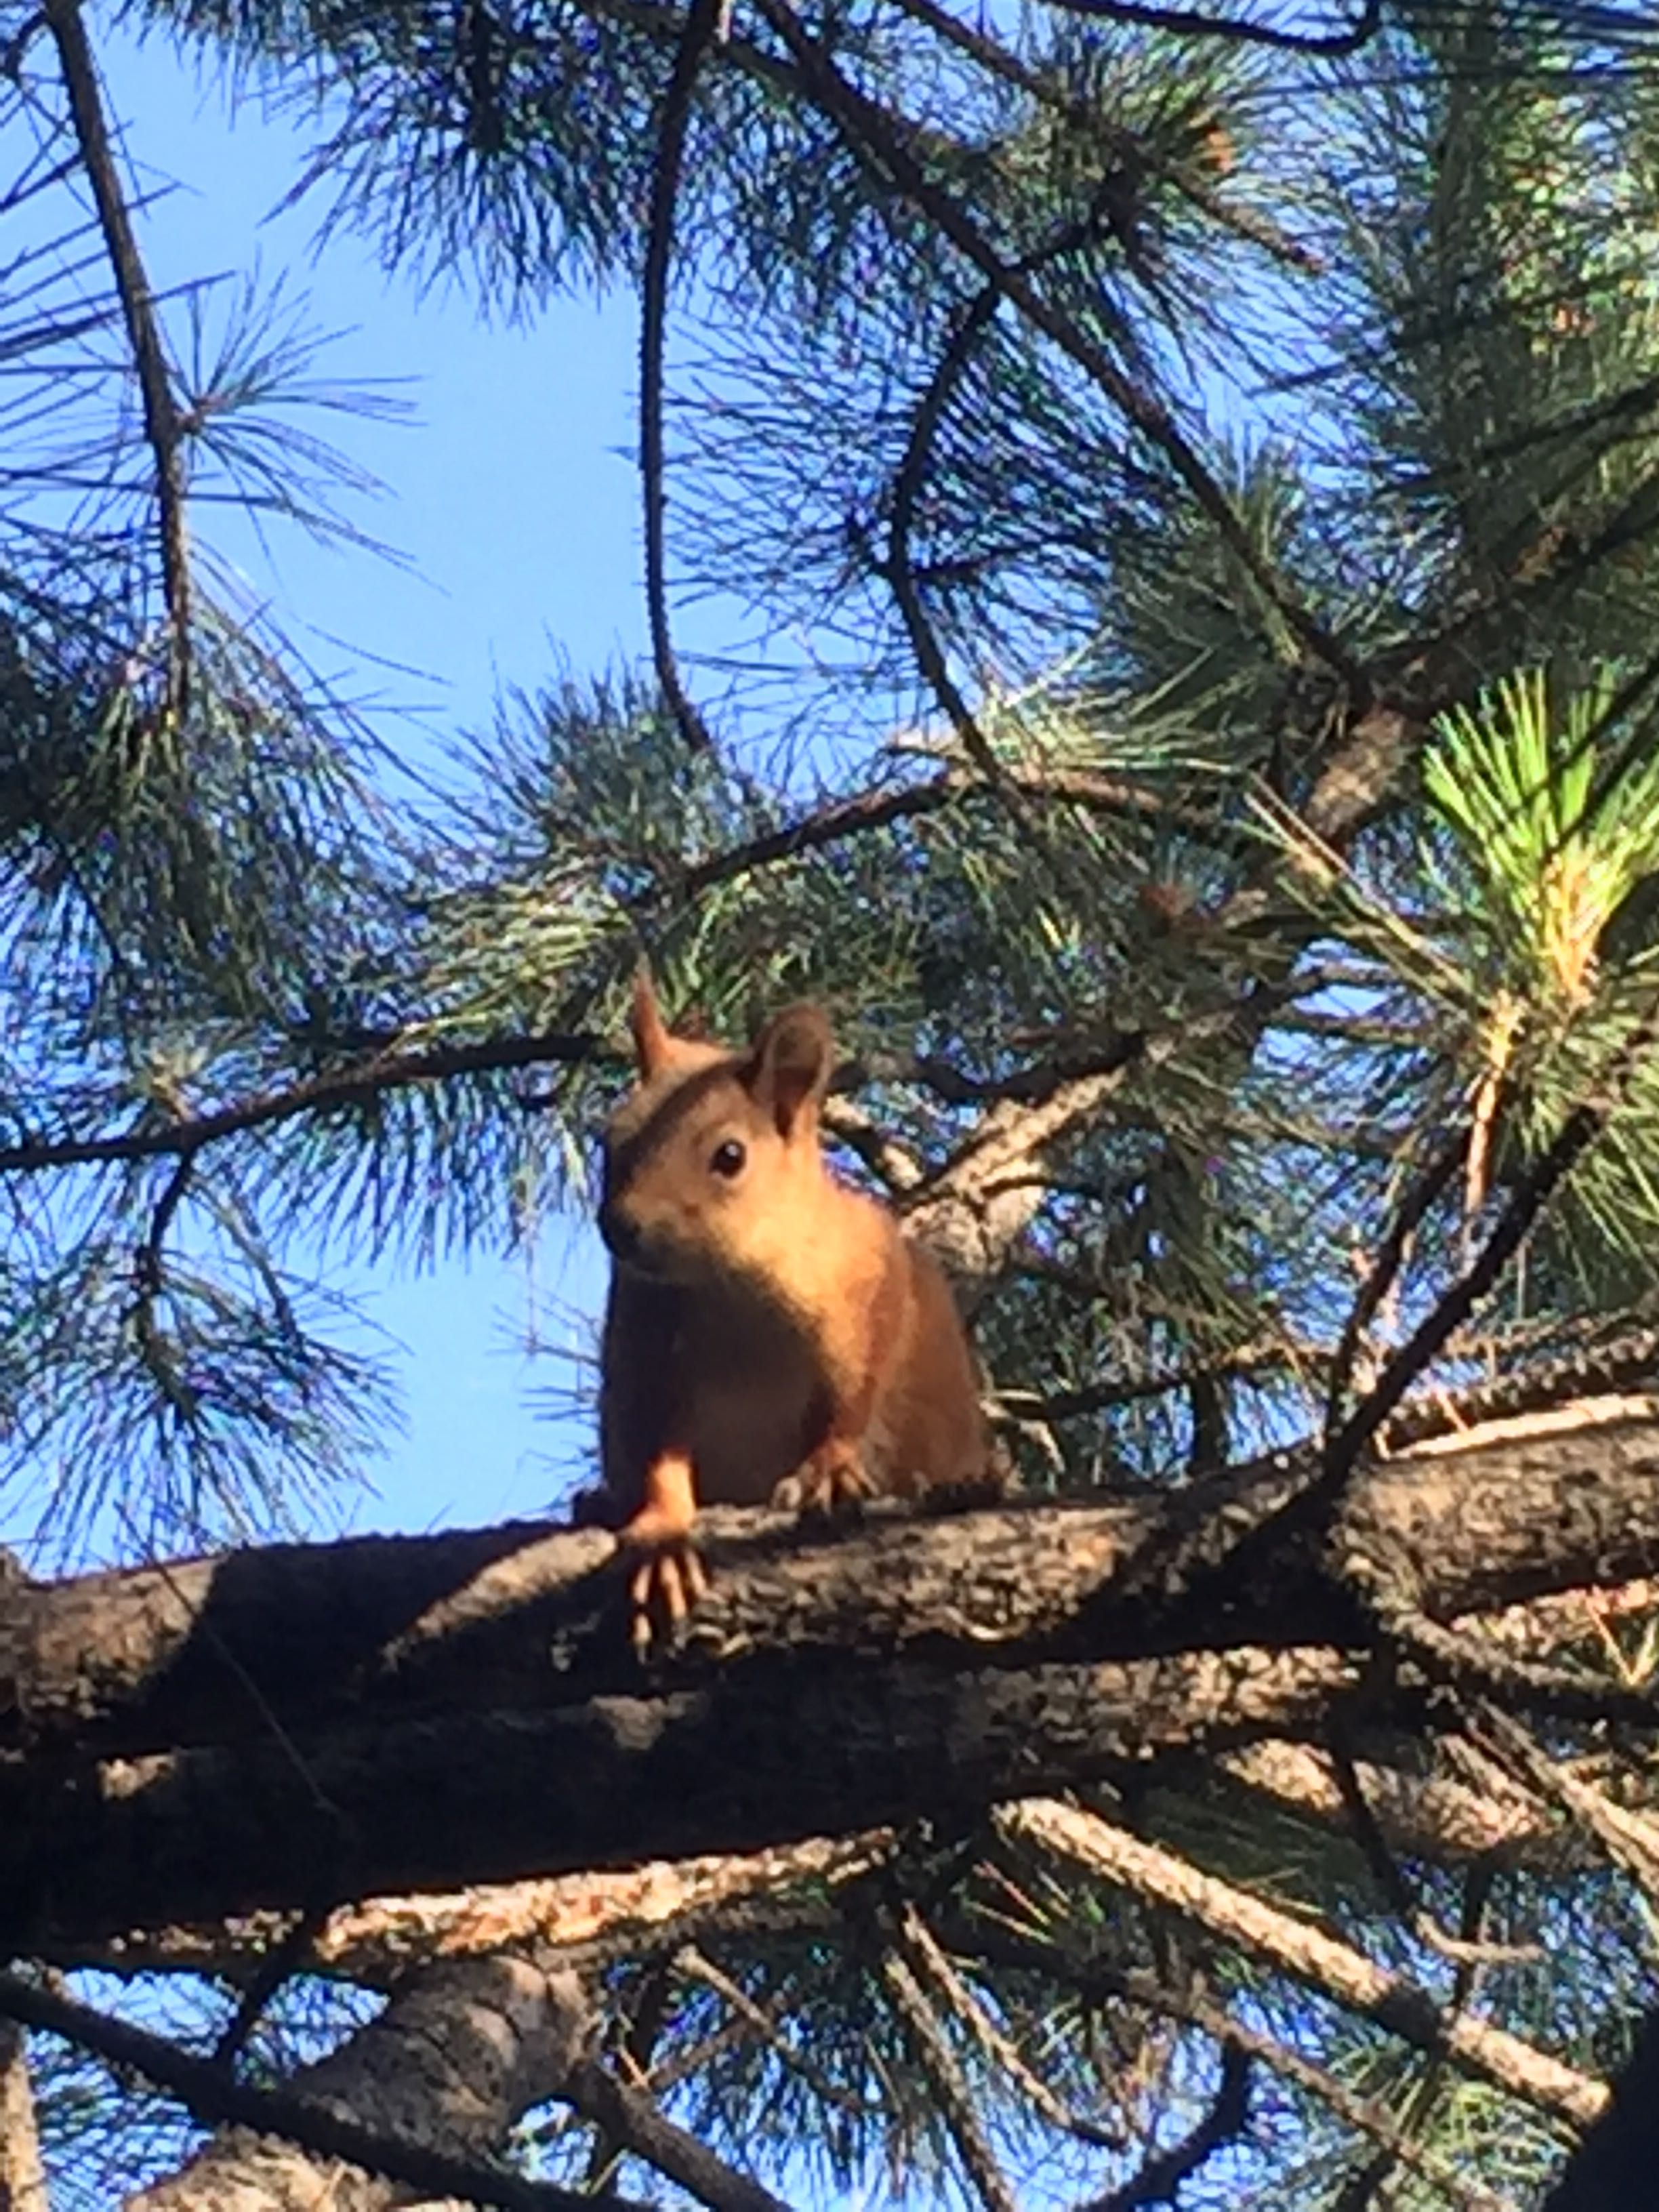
[590,968,990,1645]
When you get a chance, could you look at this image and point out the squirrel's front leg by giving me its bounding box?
[773,1250,904,1518]
[617,1448,708,1652]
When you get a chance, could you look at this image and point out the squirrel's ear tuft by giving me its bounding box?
[746,1004,835,1139]
[630,962,674,1081]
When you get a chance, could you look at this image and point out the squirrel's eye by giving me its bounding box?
[710,1138,747,1179]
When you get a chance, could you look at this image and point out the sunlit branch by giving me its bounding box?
[998,1799,1607,2127]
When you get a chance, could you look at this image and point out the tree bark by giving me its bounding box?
[0,2019,45,2212]
[126,1957,590,2212]
[1,1406,1655,1946]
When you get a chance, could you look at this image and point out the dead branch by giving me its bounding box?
[71,1833,890,1986]
[7,1410,1659,1941]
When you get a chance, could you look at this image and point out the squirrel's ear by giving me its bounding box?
[746,1004,835,1139]
[630,963,673,1081]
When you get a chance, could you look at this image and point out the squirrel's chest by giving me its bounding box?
[675,1301,832,1505]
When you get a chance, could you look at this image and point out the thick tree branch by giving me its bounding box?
[0,1642,1368,1942]
[12,1408,1659,1757]
[1,1961,641,2212]
[5,1406,1659,1941]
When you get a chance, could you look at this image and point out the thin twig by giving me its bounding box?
[1080,2044,1249,2212]
[0,1026,598,1176]
[1261,991,1659,1559]
[678,761,1196,899]
[1324,1128,1472,1437]
[882,189,1148,792]
[880,1948,1019,2212]
[1332,1865,1504,2212]
[750,0,1359,686]
[43,0,191,718]
[897,1904,1123,2150]
[565,2045,792,2212]
[884,285,1004,783]
[676,1946,878,2118]
[886,0,1323,275]
[1326,1723,1538,1968]
[640,0,721,756]
[956,1925,1515,2212]
[129,1151,195,1414]
[1473,1708,1659,1894]
[997,1338,1307,1424]
[998,1799,1607,2128]
[209,1900,331,2069]
[1033,0,1382,49]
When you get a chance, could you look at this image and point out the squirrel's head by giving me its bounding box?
[599,968,838,1290]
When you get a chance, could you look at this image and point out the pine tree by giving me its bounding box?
[7,1,1659,2205]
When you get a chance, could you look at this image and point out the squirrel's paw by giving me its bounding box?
[772,1443,875,1522]
[623,1540,709,1655]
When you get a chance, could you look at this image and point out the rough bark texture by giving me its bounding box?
[1,1406,1656,1946]
[5,1646,1363,1942]
[6,1410,1657,1752]
[0,2019,45,2212]
[64,1833,884,1984]
[126,1957,588,2212]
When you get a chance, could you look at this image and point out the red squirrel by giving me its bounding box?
[593,969,989,1643]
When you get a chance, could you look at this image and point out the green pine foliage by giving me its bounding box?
[11,0,1659,2204]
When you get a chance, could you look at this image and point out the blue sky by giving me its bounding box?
[93,24,669,1539]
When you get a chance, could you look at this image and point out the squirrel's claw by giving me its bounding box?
[626,1539,709,1654]
[772,1443,875,1521]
